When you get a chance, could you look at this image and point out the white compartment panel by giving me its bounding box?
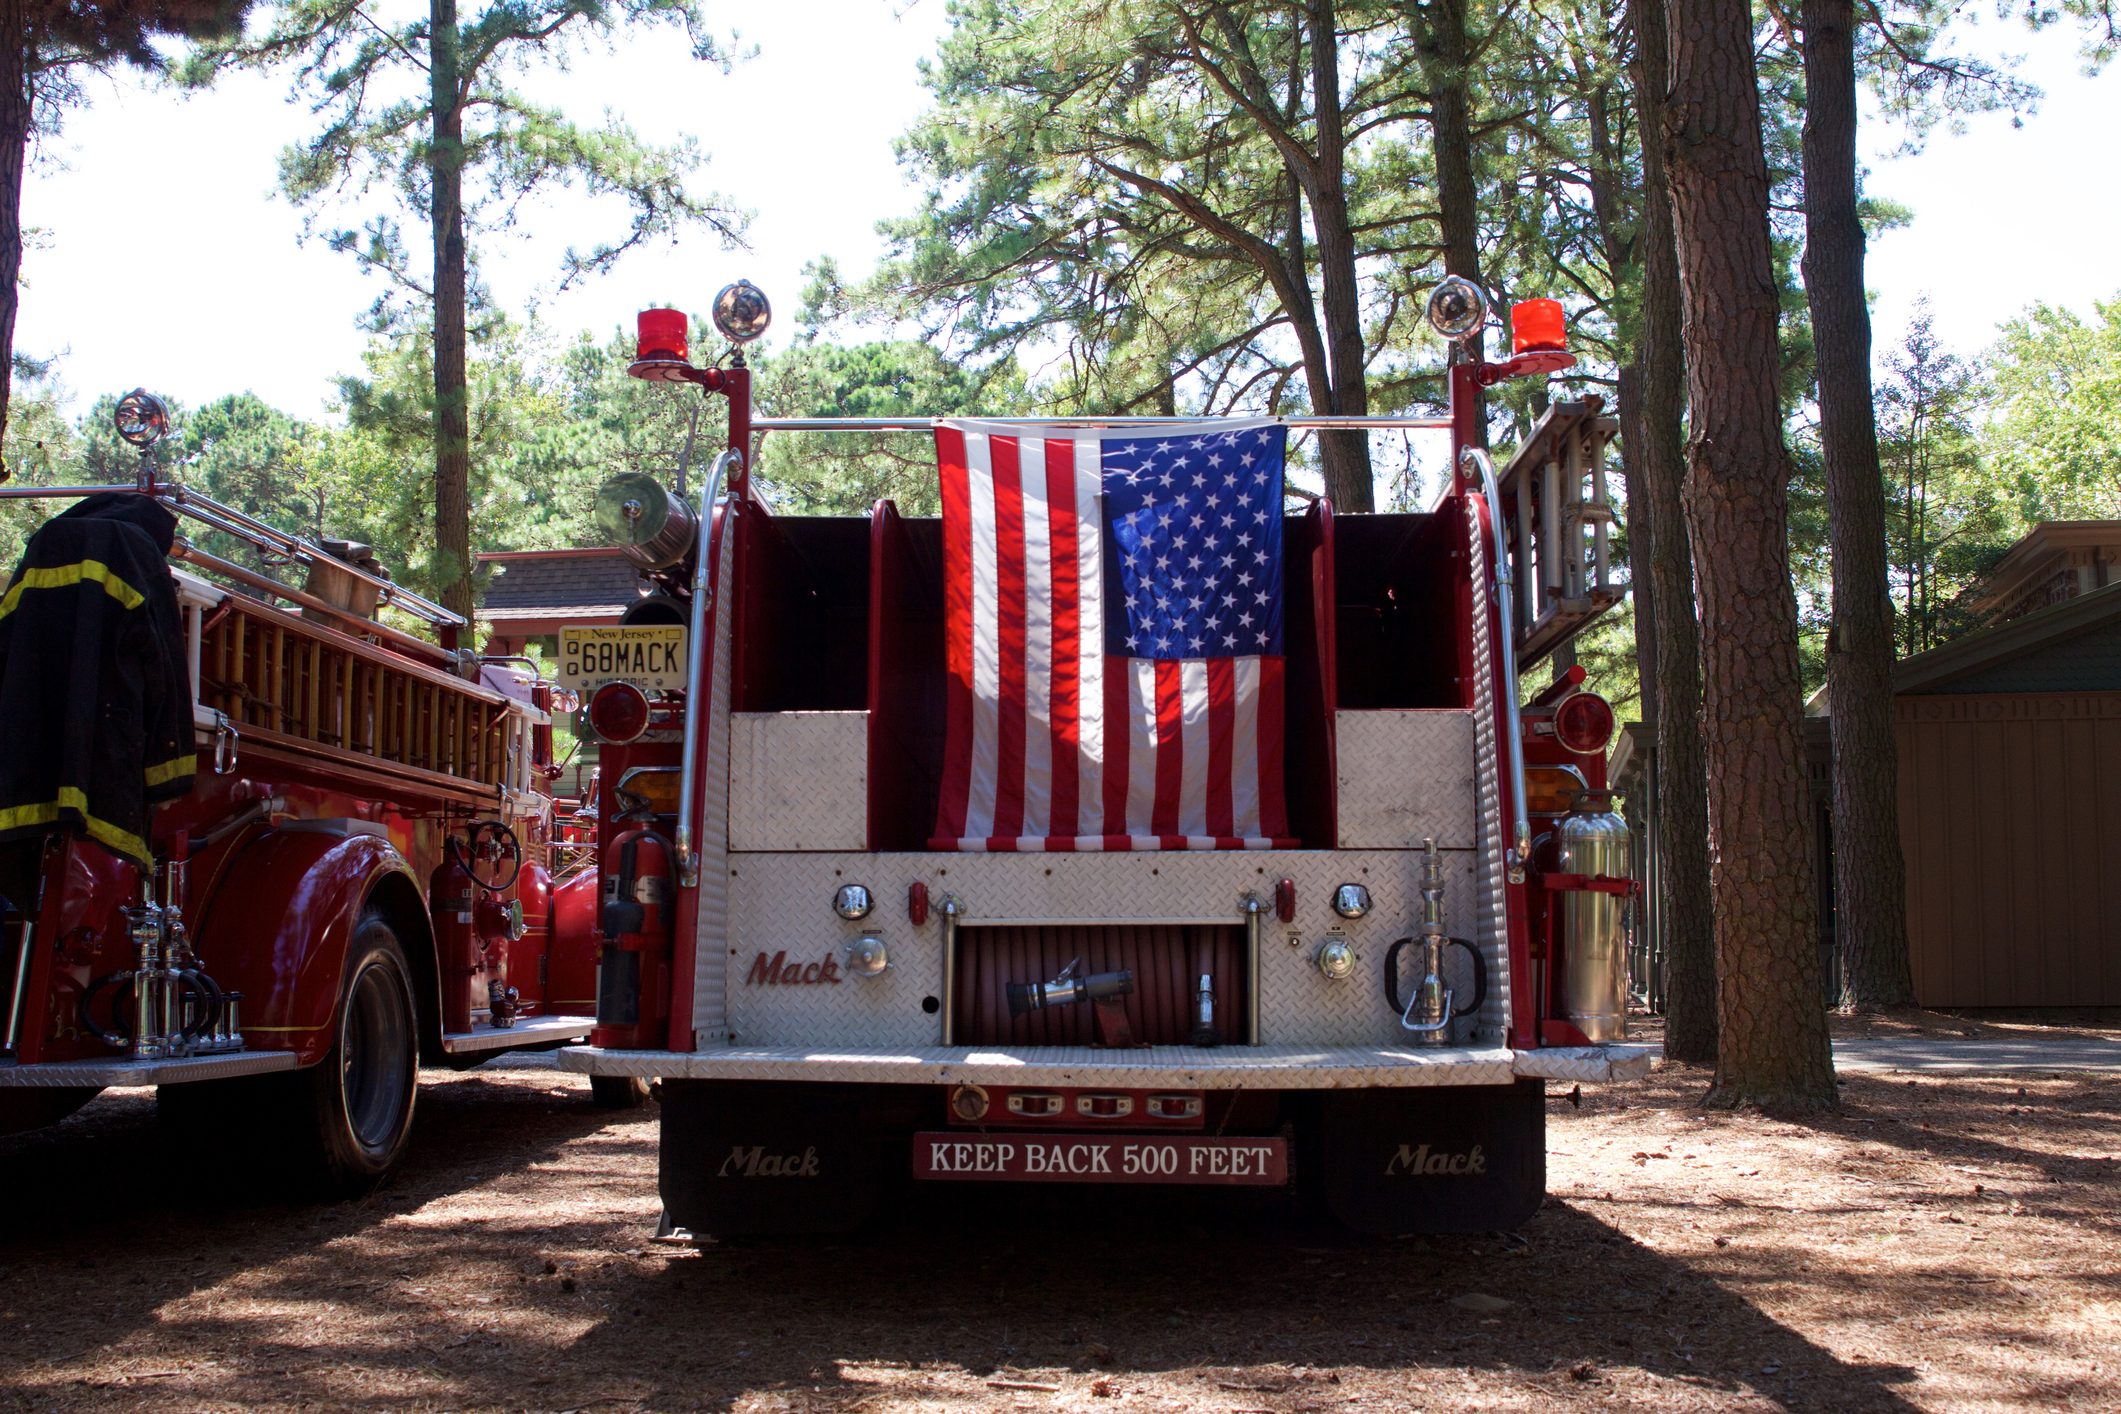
[1334,709,1477,849]
[728,711,868,852]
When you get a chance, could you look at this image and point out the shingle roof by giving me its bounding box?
[476,549,641,619]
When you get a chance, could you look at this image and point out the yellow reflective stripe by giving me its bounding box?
[144,754,197,788]
[0,559,147,620]
[0,787,151,865]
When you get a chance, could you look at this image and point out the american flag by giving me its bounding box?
[932,419,1293,851]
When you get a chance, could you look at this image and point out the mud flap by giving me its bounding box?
[658,1080,917,1238]
[1312,1079,1545,1235]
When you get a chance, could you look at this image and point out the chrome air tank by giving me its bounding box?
[1555,797,1630,1042]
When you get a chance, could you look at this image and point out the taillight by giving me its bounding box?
[588,681,650,743]
[1553,691,1615,755]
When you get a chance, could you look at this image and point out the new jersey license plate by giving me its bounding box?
[912,1132,1288,1186]
[558,624,687,694]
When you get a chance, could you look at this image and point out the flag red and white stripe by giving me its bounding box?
[932,419,1291,851]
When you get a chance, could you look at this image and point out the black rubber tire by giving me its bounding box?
[298,914,420,1194]
[590,1074,653,1110]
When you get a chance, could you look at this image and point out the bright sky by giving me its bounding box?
[13,4,2115,423]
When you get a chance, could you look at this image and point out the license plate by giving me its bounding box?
[912,1133,1287,1186]
[558,625,687,694]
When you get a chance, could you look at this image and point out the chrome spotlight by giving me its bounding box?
[712,280,771,344]
[1425,276,1488,342]
[114,389,171,447]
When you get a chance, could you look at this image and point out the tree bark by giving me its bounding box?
[1416,0,1487,447]
[1659,0,1836,1108]
[0,1,29,479]
[1626,0,1718,1066]
[1800,0,1916,1011]
[1300,0,1372,510]
[430,0,474,621]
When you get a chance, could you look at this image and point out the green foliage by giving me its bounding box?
[1980,295,2121,525]
[178,0,744,335]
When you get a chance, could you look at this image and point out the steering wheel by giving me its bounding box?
[448,820,522,895]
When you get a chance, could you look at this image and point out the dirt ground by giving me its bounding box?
[2,1041,2117,1414]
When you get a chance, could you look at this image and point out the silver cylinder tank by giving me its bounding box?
[594,471,699,571]
[1555,803,1631,1042]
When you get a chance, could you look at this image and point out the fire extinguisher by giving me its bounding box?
[430,856,479,1035]
[591,824,676,1049]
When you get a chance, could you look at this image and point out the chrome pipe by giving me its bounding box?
[938,895,962,1045]
[1461,447,1533,882]
[0,484,128,500]
[749,414,1456,433]
[3,921,32,1055]
[161,486,463,627]
[674,449,740,889]
[170,540,459,670]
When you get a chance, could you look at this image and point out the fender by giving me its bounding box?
[191,823,435,1068]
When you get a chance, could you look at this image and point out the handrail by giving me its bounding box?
[674,448,741,888]
[0,480,464,629]
[1461,446,1533,882]
[750,414,1456,433]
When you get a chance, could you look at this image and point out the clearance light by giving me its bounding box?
[1147,1094,1203,1120]
[1525,765,1591,815]
[1553,692,1617,756]
[587,681,650,744]
[1077,1093,1135,1118]
[1512,298,1568,354]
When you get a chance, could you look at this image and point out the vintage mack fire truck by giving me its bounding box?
[557,276,1656,1236]
[0,396,620,1191]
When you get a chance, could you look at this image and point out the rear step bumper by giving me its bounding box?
[559,1041,1660,1088]
[0,1050,298,1088]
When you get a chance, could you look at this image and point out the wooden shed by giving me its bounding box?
[1888,580,2121,1006]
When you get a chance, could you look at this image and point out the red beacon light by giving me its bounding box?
[636,307,688,363]
[1512,298,1567,354]
[1552,691,1616,756]
[588,681,651,744]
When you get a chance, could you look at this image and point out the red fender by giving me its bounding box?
[191,825,434,1067]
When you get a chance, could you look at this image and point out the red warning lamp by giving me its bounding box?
[1553,691,1616,756]
[1512,298,1567,355]
[588,681,651,744]
[636,307,689,364]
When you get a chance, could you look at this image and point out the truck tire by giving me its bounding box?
[590,1074,652,1109]
[299,913,419,1194]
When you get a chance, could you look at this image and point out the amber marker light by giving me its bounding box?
[1512,298,1567,354]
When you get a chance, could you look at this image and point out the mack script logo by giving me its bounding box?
[1384,1143,1487,1177]
[744,950,843,986]
[717,1145,821,1178]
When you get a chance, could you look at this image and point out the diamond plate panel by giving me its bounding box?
[1513,1044,1660,1083]
[689,519,739,1040]
[717,849,1495,1050]
[728,711,868,851]
[0,1050,296,1088]
[1334,709,1477,849]
[1465,498,1514,1039]
[560,1042,1517,1089]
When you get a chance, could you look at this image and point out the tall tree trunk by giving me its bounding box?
[1627,0,1718,1066]
[1301,0,1372,510]
[1659,0,1836,1108]
[430,0,473,621]
[1417,0,1488,447]
[0,6,29,479]
[1801,0,1915,1011]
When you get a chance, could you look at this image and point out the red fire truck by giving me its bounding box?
[0,395,619,1191]
[558,276,1655,1236]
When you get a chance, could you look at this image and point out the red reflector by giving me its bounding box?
[589,681,651,744]
[636,307,688,363]
[1553,691,1616,756]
